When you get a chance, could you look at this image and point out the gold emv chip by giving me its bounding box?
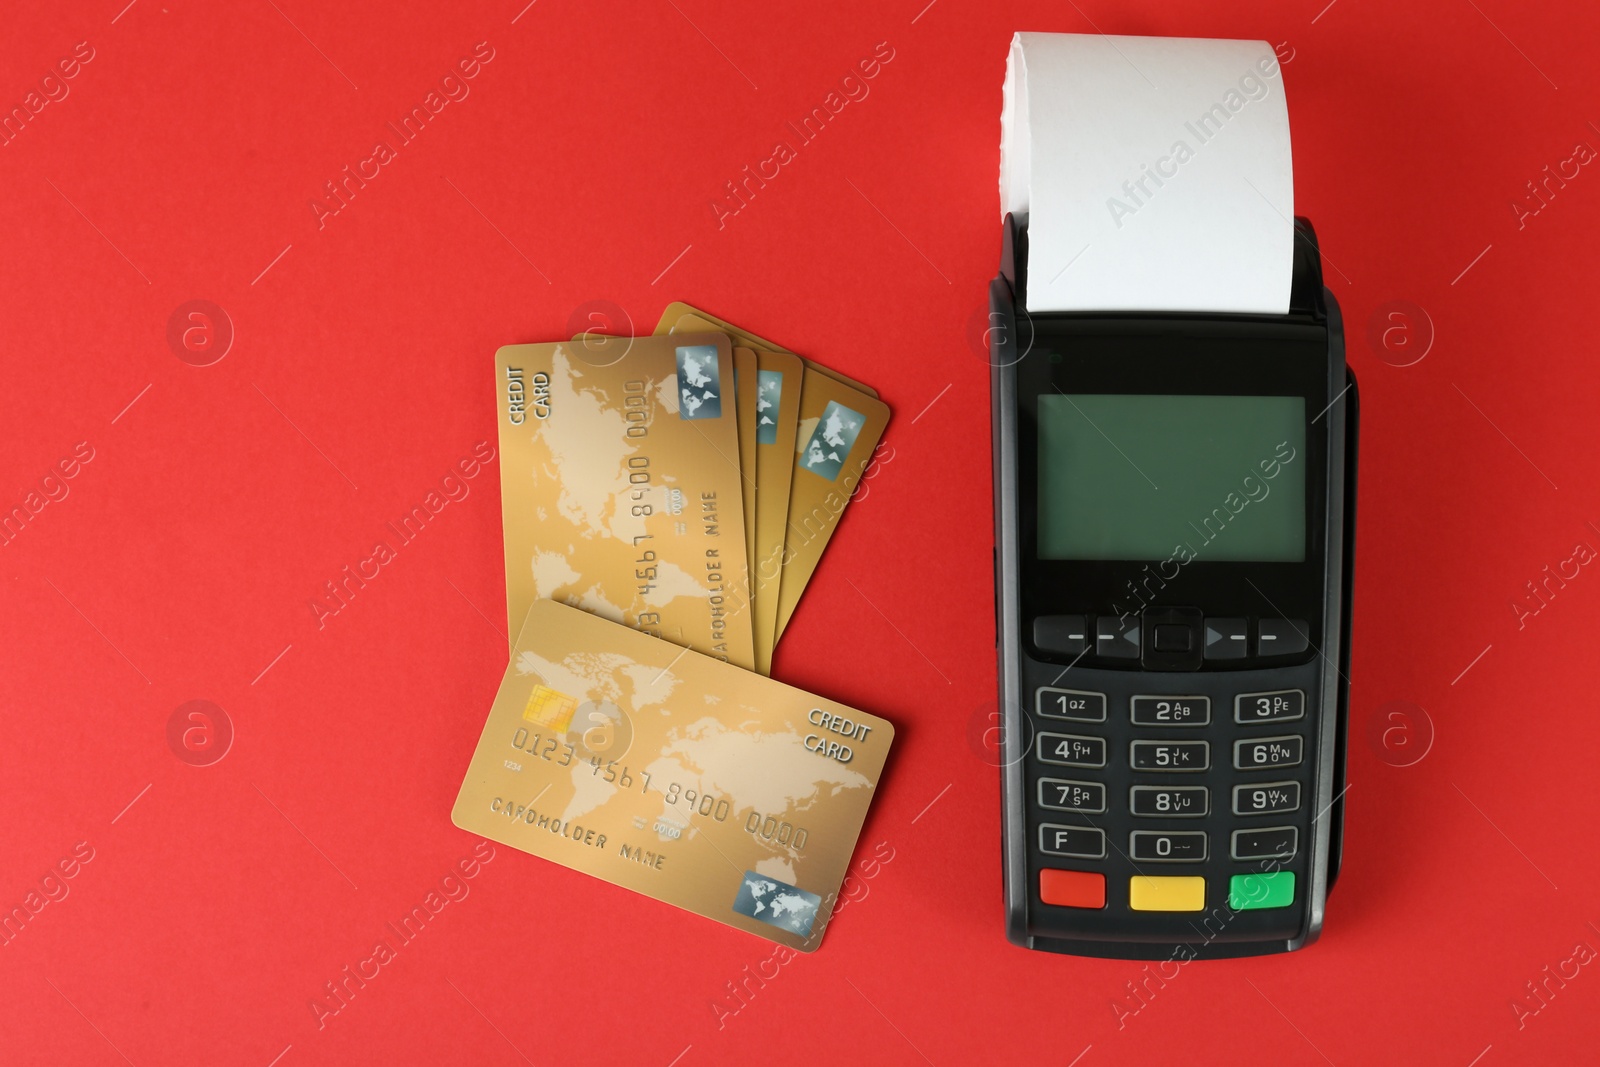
[522,684,578,731]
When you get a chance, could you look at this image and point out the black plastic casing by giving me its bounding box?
[990,214,1358,959]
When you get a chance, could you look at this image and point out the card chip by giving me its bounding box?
[523,684,578,731]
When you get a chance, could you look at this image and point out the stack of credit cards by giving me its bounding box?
[493,302,890,674]
[453,304,895,950]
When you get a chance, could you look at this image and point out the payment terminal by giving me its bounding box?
[990,34,1358,959]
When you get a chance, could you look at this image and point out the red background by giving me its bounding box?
[2,0,1597,1064]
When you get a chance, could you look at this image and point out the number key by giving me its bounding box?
[1130,740,1209,772]
[1037,732,1107,768]
[1131,695,1209,726]
[1038,778,1106,813]
[1130,830,1208,863]
[1130,786,1208,818]
[1037,687,1106,723]
[1234,735,1303,770]
[1235,689,1305,724]
[1232,780,1301,815]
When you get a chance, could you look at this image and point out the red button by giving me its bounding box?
[1039,869,1105,909]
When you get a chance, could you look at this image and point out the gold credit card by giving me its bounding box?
[452,598,895,951]
[751,349,803,675]
[572,329,760,588]
[775,370,890,642]
[495,334,755,670]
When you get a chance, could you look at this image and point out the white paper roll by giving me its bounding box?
[1000,32,1294,314]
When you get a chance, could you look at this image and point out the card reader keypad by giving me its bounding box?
[1024,670,1318,935]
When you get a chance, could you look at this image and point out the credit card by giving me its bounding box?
[495,334,755,670]
[732,346,759,582]
[451,598,895,951]
[571,328,760,591]
[751,349,802,675]
[774,371,890,642]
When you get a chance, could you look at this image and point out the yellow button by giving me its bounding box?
[1129,876,1206,911]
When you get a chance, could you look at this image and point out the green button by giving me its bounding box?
[1229,871,1295,910]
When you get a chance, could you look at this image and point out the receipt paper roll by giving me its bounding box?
[1000,32,1294,314]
